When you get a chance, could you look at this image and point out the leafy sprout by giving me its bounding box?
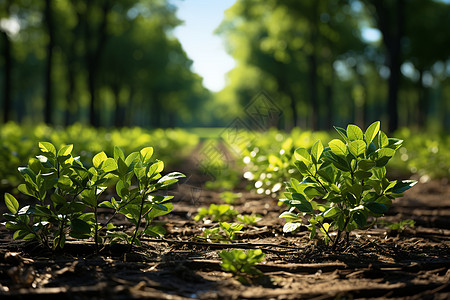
[279,121,417,250]
[219,249,265,284]
[2,142,184,252]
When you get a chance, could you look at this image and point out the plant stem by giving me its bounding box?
[331,215,351,251]
[307,169,329,194]
[318,221,335,245]
[129,195,146,251]
[94,201,99,254]
[56,189,84,250]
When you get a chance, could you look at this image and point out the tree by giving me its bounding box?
[43,0,55,124]
[0,0,13,123]
[217,0,365,130]
[403,0,450,129]
[362,0,405,132]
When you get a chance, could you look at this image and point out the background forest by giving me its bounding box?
[1,0,450,132]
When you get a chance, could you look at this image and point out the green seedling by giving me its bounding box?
[220,222,244,240]
[379,219,415,233]
[219,249,265,284]
[279,121,417,250]
[237,214,262,225]
[219,191,241,204]
[197,227,223,243]
[197,222,243,243]
[2,142,184,252]
[194,204,239,222]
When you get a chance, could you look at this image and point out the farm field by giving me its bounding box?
[0,124,449,299]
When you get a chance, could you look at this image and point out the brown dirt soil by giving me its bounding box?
[0,172,449,299]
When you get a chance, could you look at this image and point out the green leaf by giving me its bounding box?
[324,150,350,172]
[13,230,35,241]
[117,157,128,175]
[389,180,417,193]
[93,151,108,169]
[116,180,129,198]
[294,147,311,164]
[354,170,372,180]
[18,184,35,197]
[99,201,114,209]
[283,222,302,233]
[294,161,310,175]
[147,202,174,220]
[134,166,146,180]
[18,167,36,183]
[147,160,164,178]
[347,124,364,141]
[157,172,185,188]
[376,148,396,158]
[144,225,166,237]
[114,146,125,162]
[140,147,154,163]
[365,121,380,144]
[366,142,377,157]
[5,193,19,214]
[102,158,117,173]
[387,138,403,150]
[290,197,313,213]
[70,218,91,234]
[39,142,56,157]
[50,193,67,207]
[310,140,323,163]
[329,139,348,156]
[365,202,388,214]
[58,144,73,157]
[125,152,139,167]
[333,126,348,142]
[323,207,339,218]
[279,211,298,219]
[317,166,335,182]
[304,186,324,198]
[348,140,366,157]
[377,131,389,148]
[358,159,376,171]
[353,210,367,228]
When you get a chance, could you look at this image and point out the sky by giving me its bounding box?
[173,0,237,92]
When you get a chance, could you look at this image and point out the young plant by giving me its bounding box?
[220,222,244,240]
[3,142,116,250]
[379,219,415,233]
[279,121,417,250]
[2,142,184,252]
[197,227,223,243]
[197,222,243,243]
[100,146,184,249]
[219,191,241,204]
[219,249,265,284]
[237,214,262,225]
[194,204,238,222]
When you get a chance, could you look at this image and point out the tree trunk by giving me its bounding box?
[113,86,125,127]
[307,0,320,131]
[87,1,110,127]
[1,29,11,123]
[64,60,76,126]
[370,0,404,133]
[44,0,55,124]
[324,64,335,130]
[152,92,162,128]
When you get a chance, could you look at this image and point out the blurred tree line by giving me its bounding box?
[0,0,210,128]
[216,0,450,132]
[1,0,450,132]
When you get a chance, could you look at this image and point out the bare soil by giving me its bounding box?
[0,171,449,299]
